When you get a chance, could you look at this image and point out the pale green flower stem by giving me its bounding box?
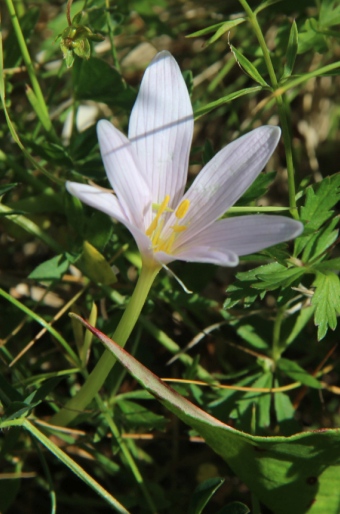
[51,264,160,427]
[238,0,299,220]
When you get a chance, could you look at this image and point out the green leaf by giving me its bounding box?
[23,139,73,166]
[320,0,340,27]
[187,18,245,40]
[73,315,340,514]
[76,241,117,285]
[298,19,328,55]
[277,358,321,389]
[301,216,339,263]
[85,211,114,252]
[236,324,269,350]
[194,87,262,119]
[312,272,340,340]
[73,57,136,109]
[230,372,273,430]
[229,45,269,87]
[235,171,276,205]
[117,399,167,430]
[283,20,298,78]
[205,19,246,47]
[28,254,69,281]
[188,477,224,514]
[294,174,340,258]
[252,262,305,290]
[285,305,315,348]
[299,173,340,230]
[3,401,38,421]
[274,390,295,423]
[316,257,340,272]
[0,183,18,196]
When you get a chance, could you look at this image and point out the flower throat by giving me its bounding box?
[145,195,190,254]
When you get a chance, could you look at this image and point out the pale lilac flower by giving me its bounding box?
[66,51,303,270]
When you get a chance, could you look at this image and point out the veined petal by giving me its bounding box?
[66,182,126,221]
[66,182,151,258]
[172,246,239,266]
[178,215,304,256]
[97,120,152,228]
[174,126,281,243]
[128,51,194,209]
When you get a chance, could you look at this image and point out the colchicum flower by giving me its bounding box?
[66,51,303,271]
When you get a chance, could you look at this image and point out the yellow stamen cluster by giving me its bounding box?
[145,196,190,254]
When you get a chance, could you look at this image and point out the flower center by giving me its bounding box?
[145,195,190,254]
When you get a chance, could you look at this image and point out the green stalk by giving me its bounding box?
[272,309,284,363]
[237,0,299,219]
[105,0,121,71]
[5,0,57,139]
[51,265,160,426]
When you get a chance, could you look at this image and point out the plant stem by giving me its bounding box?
[105,0,121,71]
[51,265,160,426]
[272,309,284,363]
[237,0,299,219]
[5,0,56,139]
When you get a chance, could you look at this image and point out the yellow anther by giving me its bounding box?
[175,199,190,219]
[146,195,170,236]
[170,225,187,233]
[146,195,190,255]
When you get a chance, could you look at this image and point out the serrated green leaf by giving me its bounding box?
[312,272,340,340]
[253,263,305,290]
[320,0,340,27]
[28,254,69,281]
[302,216,339,263]
[75,315,340,514]
[283,20,298,78]
[194,86,262,119]
[298,19,328,55]
[277,358,321,389]
[188,477,224,514]
[299,174,340,230]
[316,257,340,272]
[230,45,269,87]
[295,174,340,259]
